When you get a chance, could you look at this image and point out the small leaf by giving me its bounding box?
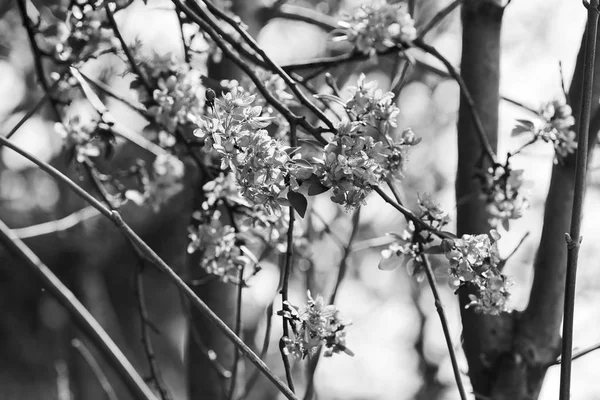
[287,191,307,218]
[511,119,535,136]
[313,93,347,107]
[378,256,398,271]
[308,181,330,196]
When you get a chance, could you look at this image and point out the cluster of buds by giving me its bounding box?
[480,163,529,229]
[443,230,511,315]
[538,99,577,162]
[187,210,251,283]
[512,99,577,164]
[38,2,115,63]
[315,75,419,209]
[133,53,204,134]
[379,193,449,274]
[124,154,185,212]
[280,292,353,359]
[335,0,417,55]
[222,71,296,138]
[196,88,312,214]
[56,116,114,163]
[200,172,310,270]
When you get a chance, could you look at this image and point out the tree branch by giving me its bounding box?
[0,135,298,400]
[559,4,599,398]
[0,218,157,400]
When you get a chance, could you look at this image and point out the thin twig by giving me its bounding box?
[303,209,360,400]
[555,342,600,365]
[373,187,453,241]
[239,273,284,400]
[80,71,148,117]
[418,0,462,38]
[0,218,156,400]
[227,269,245,400]
[0,135,298,400]
[5,93,48,140]
[418,242,468,400]
[413,38,497,162]
[105,2,153,94]
[15,0,60,120]
[173,0,327,144]
[135,261,172,400]
[261,4,337,31]
[70,67,166,156]
[13,206,100,239]
[559,3,599,399]
[72,338,119,400]
[180,292,232,379]
[280,120,297,392]
[196,0,337,132]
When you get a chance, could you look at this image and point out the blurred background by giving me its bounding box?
[1,0,599,399]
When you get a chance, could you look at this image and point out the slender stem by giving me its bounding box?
[239,290,279,399]
[373,187,453,240]
[419,242,468,400]
[72,338,119,400]
[262,4,337,31]
[559,4,599,400]
[0,135,298,400]
[135,261,172,400]
[105,2,153,94]
[15,0,60,120]
[418,0,462,38]
[279,204,296,393]
[227,269,245,400]
[303,209,360,400]
[0,218,157,400]
[554,341,600,365]
[196,0,337,132]
[173,0,327,144]
[13,206,100,239]
[414,38,497,162]
[5,93,48,140]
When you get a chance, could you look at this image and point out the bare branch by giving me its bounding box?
[0,218,157,400]
[0,135,298,400]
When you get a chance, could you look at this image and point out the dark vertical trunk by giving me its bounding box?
[455,1,511,397]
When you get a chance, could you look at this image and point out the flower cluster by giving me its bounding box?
[56,116,114,163]
[315,75,419,209]
[196,87,312,214]
[481,163,528,229]
[379,193,449,274]
[443,230,511,315]
[125,154,185,211]
[512,99,577,164]
[200,172,310,268]
[280,292,353,359]
[38,3,114,63]
[538,99,577,162]
[187,210,251,283]
[222,71,297,138]
[335,0,417,55]
[134,53,204,134]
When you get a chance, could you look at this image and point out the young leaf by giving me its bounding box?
[308,181,330,196]
[378,256,399,271]
[287,191,307,218]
